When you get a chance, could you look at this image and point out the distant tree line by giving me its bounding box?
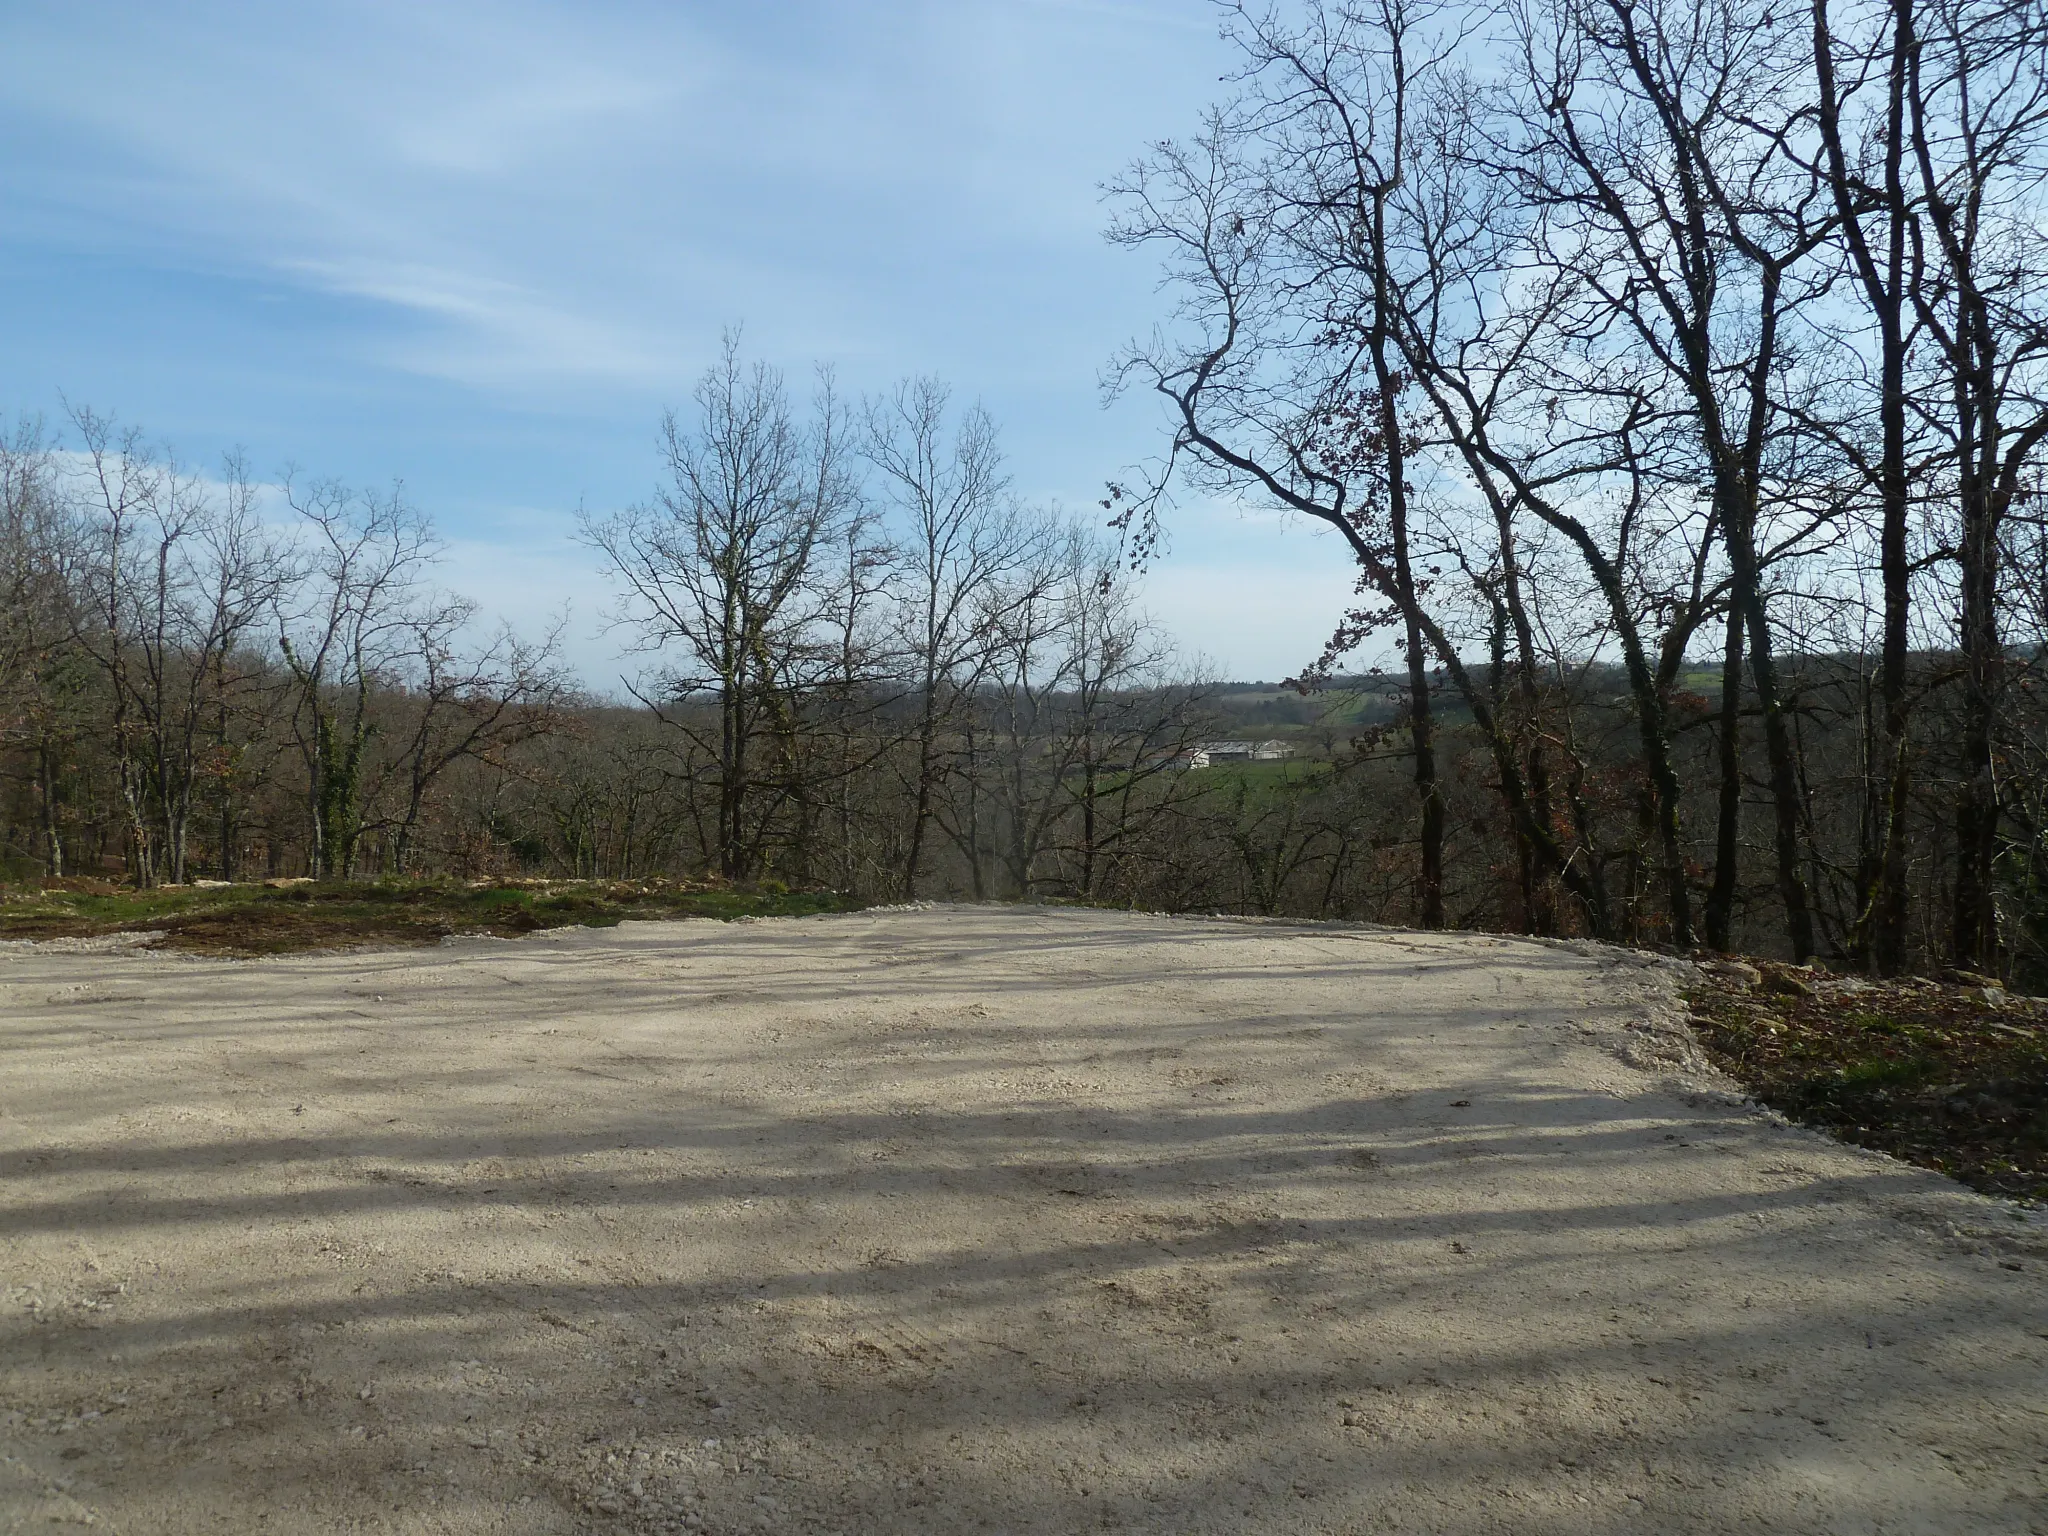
[0,408,570,888]
[0,366,1216,911]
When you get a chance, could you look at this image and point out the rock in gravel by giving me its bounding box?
[1698,958,1763,990]
[1760,963,1817,998]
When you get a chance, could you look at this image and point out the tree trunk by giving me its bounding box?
[1736,555,1816,960]
[1403,634,1445,929]
[1704,601,1744,950]
[37,733,63,880]
[1080,753,1099,899]
[1869,283,1915,972]
[1815,0,1915,972]
[904,689,937,899]
[1375,272,1444,930]
[719,676,745,881]
[217,703,238,883]
[1952,457,2003,969]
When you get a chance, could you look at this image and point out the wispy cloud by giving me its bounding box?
[0,3,1343,679]
[2,1,1228,385]
[281,258,671,385]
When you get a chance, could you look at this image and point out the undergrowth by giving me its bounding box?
[0,877,865,955]
[1686,963,2048,1203]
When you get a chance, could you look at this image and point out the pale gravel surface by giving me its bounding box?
[1,905,2044,1535]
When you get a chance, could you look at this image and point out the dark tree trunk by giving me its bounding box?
[904,688,938,900]
[37,733,63,880]
[1739,569,1816,960]
[1705,601,1744,950]
[1375,269,1444,930]
[1815,0,1915,972]
[1952,451,2003,969]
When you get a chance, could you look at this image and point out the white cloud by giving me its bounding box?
[4,1,1366,688]
[0,1,1229,390]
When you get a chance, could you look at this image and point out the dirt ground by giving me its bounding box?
[2,907,2044,1536]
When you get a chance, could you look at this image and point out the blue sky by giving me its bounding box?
[0,0,1360,685]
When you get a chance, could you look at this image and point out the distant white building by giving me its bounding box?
[1174,739,1296,769]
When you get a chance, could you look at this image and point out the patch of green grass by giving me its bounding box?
[470,887,535,912]
[0,877,866,956]
[1189,759,1335,798]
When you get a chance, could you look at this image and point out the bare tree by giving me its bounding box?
[1811,0,1927,972]
[864,378,1033,897]
[1108,1,1669,940]
[1037,538,1211,901]
[72,412,288,884]
[276,478,438,878]
[802,508,899,891]
[1476,0,1857,955]
[376,611,570,873]
[70,409,164,882]
[582,336,854,880]
[1900,0,2048,967]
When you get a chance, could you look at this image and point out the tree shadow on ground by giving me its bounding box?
[2,909,2041,1534]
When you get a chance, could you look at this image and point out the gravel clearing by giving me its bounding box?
[2,905,2044,1534]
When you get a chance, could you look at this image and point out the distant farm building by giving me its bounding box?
[1166,740,1297,770]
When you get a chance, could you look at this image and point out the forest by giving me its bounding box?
[6,0,2048,992]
